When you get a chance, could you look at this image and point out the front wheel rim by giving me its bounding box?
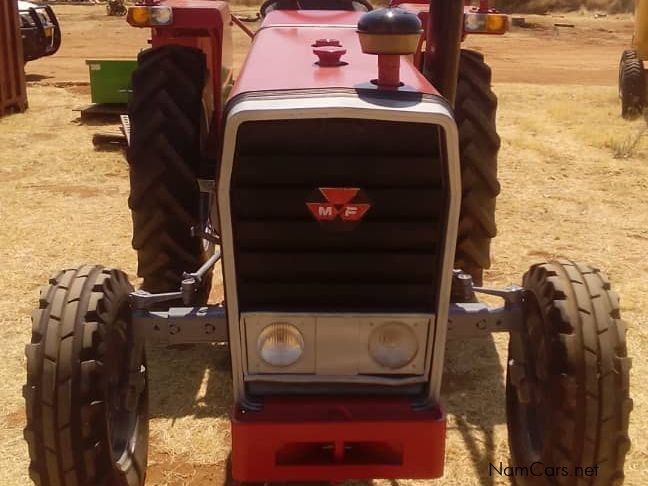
[105,318,147,471]
[508,291,551,461]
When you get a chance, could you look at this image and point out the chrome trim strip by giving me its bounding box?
[218,94,460,405]
[257,23,357,33]
[428,114,460,405]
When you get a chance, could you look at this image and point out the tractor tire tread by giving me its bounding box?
[619,52,645,120]
[513,260,631,485]
[455,49,501,285]
[24,266,145,486]
[127,45,211,295]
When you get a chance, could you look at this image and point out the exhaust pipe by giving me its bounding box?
[423,0,465,106]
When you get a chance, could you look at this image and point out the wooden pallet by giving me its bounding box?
[78,103,128,122]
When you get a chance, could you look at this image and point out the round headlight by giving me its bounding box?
[368,322,418,369]
[257,323,304,367]
[464,14,487,33]
[151,7,173,26]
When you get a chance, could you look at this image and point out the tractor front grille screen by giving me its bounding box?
[230,118,447,312]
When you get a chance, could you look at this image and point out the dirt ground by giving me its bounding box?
[1,4,648,486]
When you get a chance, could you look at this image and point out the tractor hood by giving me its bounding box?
[229,10,438,100]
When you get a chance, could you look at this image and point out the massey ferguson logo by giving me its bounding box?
[306,187,371,223]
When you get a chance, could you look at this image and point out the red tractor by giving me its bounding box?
[23,1,632,485]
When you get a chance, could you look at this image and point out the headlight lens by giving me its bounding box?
[464,13,487,33]
[368,321,418,369]
[257,323,304,367]
[151,6,173,25]
[127,6,173,27]
[464,12,508,34]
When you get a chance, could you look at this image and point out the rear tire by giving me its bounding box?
[128,45,213,302]
[454,49,501,285]
[506,260,632,485]
[24,266,148,486]
[619,50,645,120]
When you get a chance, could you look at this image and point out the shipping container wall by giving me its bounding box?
[0,0,27,117]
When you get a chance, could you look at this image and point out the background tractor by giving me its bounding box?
[23,1,632,485]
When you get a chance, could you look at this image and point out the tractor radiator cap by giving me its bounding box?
[357,7,422,55]
[313,46,347,67]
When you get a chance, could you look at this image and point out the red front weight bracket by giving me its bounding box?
[231,397,446,482]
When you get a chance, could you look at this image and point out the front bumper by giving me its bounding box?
[20,6,61,62]
[21,27,54,61]
[231,397,446,482]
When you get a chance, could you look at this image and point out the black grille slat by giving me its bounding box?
[237,251,438,283]
[234,118,440,155]
[229,118,447,312]
[236,221,440,251]
[234,156,443,187]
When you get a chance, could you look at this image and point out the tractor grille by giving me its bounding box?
[230,118,447,312]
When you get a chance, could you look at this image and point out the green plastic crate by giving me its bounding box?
[86,59,137,104]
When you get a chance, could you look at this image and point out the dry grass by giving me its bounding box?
[1,82,647,486]
[1,5,647,486]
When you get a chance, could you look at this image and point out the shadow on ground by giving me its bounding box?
[148,343,233,420]
[442,335,508,486]
[25,73,54,82]
[145,330,507,486]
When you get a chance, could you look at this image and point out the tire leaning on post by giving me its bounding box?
[619,49,646,120]
[24,265,148,486]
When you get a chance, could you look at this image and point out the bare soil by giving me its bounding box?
[1,4,647,486]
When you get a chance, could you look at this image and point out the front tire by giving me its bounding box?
[24,266,148,486]
[506,260,632,484]
[454,49,501,285]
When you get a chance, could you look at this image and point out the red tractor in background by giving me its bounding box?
[24,1,632,485]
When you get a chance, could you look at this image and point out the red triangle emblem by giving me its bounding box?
[319,187,359,205]
[306,202,339,221]
[339,203,371,221]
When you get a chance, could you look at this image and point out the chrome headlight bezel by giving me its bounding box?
[256,322,305,367]
[368,321,419,370]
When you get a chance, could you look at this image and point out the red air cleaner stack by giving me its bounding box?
[377,55,402,88]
